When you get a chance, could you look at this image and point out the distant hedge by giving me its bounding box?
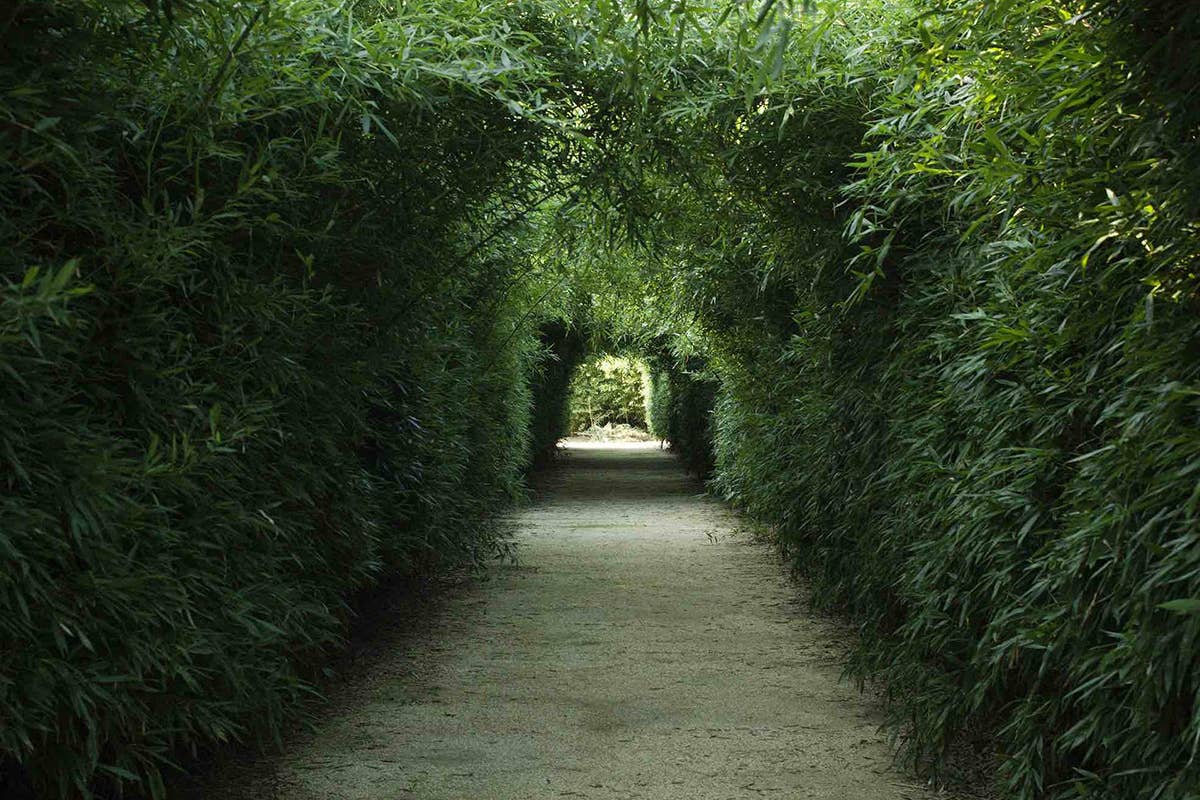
[647,362,716,477]
[528,321,588,461]
[567,356,648,433]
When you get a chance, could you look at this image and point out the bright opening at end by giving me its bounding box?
[564,355,659,446]
[560,439,662,451]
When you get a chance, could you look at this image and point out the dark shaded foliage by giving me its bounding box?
[527,321,588,462]
[643,2,1200,798]
[648,361,716,477]
[0,1,587,794]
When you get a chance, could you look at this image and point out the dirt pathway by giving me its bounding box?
[212,442,936,800]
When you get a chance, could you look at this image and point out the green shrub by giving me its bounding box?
[0,1,575,795]
[646,370,673,440]
[527,321,588,461]
[567,356,649,433]
[645,1,1200,797]
[646,363,716,475]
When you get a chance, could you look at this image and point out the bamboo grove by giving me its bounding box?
[1,0,1197,798]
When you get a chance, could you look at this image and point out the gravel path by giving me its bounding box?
[208,441,936,800]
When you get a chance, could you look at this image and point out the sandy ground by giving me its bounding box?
[204,442,943,800]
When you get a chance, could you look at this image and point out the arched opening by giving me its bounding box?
[564,354,653,441]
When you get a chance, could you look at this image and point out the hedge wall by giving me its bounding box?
[649,1,1200,797]
[0,1,572,795]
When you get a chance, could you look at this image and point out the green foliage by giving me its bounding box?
[634,2,1200,798]
[0,0,595,795]
[527,321,588,460]
[567,356,648,433]
[5,0,1200,797]
[646,362,716,476]
[646,370,673,441]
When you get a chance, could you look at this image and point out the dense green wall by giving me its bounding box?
[527,321,588,461]
[647,363,716,477]
[645,2,1200,797]
[0,2,574,795]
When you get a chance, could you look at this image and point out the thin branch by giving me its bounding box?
[483,273,570,373]
[200,2,269,112]
[449,182,578,276]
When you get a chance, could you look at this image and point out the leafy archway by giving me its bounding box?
[3,1,1199,798]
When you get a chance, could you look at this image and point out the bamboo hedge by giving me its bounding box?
[0,1,594,794]
[645,2,1200,797]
